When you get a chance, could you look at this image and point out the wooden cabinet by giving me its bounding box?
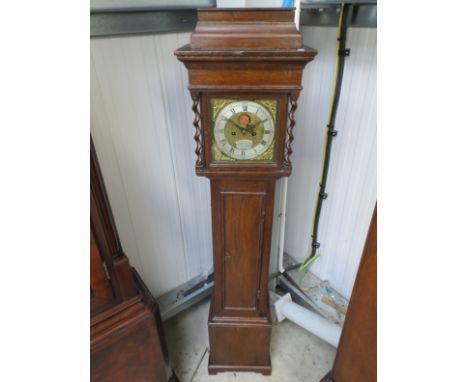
[90,229,116,314]
[322,207,377,382]
[90,140,178,382]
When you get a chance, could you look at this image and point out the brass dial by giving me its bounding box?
[212,100,276,161]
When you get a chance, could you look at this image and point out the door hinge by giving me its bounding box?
[102,261,111,280]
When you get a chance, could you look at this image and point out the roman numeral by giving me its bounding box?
[242,105,248,111]
[241,150,245,156]
[230,108,236,114]
[220,139,227,145]
[264,130,271,134]
[261,140,267,146]
[230,147,235,154]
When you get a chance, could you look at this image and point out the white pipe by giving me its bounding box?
[277,177,288,273]
[281,299,341,347]
[294,0,301,30]
[273,292,341,347]
[276,4,300,275]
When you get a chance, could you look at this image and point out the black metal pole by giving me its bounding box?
[284,4,351,274]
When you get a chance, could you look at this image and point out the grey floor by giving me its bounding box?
[164,297,336,382]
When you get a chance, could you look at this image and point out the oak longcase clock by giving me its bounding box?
[175,8,316,375]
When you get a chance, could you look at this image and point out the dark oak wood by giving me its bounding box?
[175,8,316,375]
[91,270,178,382]
[90,229,116,314]
[321,206,377,382]
[191,8,302,50]
[90,139,178,382]
[90,141,137,312]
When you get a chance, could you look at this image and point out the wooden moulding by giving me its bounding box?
[208,298,272,375]
[174,8,317,110]
[191,8,302,50]
[91,269,178,382]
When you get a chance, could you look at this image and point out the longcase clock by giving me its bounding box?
[175,8,316,375]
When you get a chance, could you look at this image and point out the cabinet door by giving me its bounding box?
[90,228,117,315]
[211,178,275,318]
[223,192,264,312]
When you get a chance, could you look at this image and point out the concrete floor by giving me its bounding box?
[164,297,336,382]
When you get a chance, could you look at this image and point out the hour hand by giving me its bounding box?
[248,125,257,136]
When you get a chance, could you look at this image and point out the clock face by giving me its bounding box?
[211,99,276,162]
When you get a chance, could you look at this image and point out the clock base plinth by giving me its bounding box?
[208,358,272,376]
[207,304,272,375]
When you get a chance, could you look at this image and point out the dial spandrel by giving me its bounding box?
[211,99,277,162]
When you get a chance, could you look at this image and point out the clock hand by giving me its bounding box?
[249,127,257,136]
[251,118,267,128]
[247,123,260,135]
[247,119,268,136]
[228,119,247,134]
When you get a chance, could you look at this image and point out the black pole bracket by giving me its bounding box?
[327,125,338,137]
[338,48,351,57]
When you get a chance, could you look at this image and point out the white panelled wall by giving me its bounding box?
[91,26,376,299]
[91,32,212,296]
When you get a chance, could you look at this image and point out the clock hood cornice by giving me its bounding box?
[174,8,316,92]
[175,8,316,60]
[174,45,316,62]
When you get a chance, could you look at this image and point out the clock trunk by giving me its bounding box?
[208,177,275,374]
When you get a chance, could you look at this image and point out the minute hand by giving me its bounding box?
[228,119,246,133]
[251,118,268,128]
